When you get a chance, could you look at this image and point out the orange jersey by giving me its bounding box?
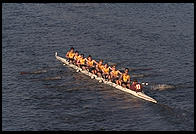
[111,70,119,77]
[74,55,80,61]
[79,58,85,65]
[98,64,104,70]
[102,67,109,74]
[87,60,94,67]
[122,74,130,82]
[67,52,75,58]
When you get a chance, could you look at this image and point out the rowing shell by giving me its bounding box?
[55,52,157,104]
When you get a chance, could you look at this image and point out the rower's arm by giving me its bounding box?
[84,58,88,64]
[66,52,69,58]
[76,58,80,64]
[128,76,131,83]
[118,71,122,75]
[74,56,77,60]
[109,71,112,75]
[119,74,123,80]
[94,60,98,65]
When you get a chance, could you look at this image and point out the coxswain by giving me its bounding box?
[130,79,142,92]
[119,68,131,89]
[66,47,75,63]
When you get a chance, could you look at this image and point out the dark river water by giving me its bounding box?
[2,3,194,131]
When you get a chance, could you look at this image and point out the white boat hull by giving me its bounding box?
[55,52,157,103]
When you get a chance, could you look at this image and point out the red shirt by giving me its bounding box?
[130,82,137,91]
[130,82,142,92]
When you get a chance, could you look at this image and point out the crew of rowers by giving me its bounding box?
[66,47,142,92]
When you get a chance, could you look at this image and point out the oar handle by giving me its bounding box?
[141,82,149,86]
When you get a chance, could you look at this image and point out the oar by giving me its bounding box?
[132,74,145,78]
[20,69,47,75]
[20,64,63,75]
[129,67,153,71]
[31,76,62,81]
[108,62,117,66]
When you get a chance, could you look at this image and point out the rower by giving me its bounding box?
[130,79,142,92]
[119,68,131,89]
[77,54,86,70]
[109,65,122,84]
[101,63,110,79]
[95,59,104,77]
[86,55,97,74]
[73,51,80,65]
[66,47,75,63]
